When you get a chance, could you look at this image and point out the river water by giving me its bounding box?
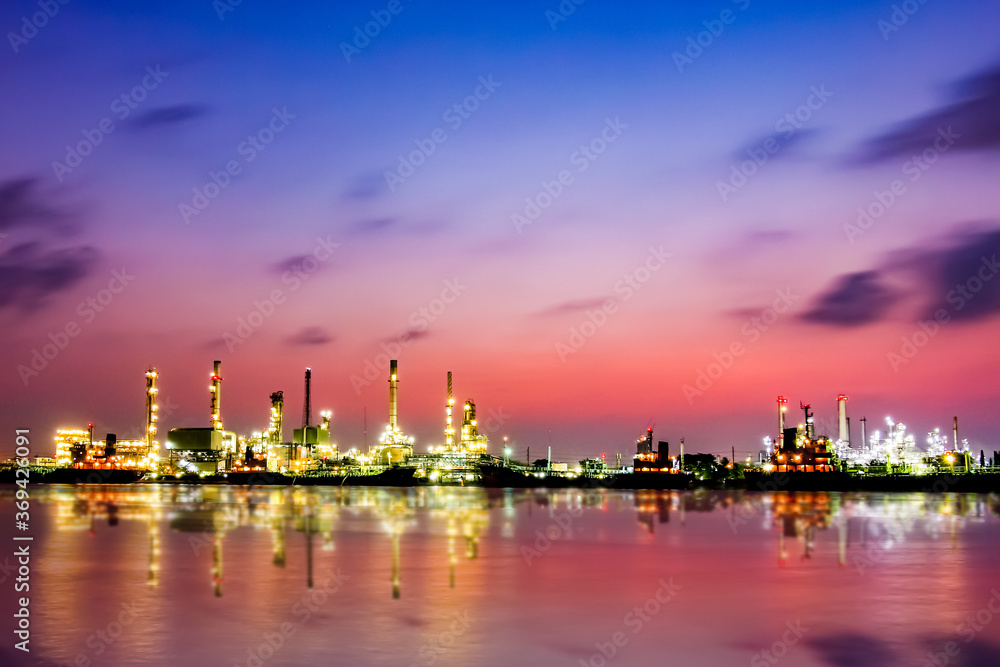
[2,486,999,667]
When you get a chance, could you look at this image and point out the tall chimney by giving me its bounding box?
[777,396,787,450]
[145,367,158,457]
[210,360,223,431]
[954,416,959,452]
[389,360,398,432]
[303,368,312,428]
[445,371,454,449]
[837,395,849,446]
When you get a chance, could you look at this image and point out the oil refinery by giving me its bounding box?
[9,359,998,491]
[39,358,519,484]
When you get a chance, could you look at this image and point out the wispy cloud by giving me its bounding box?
[287,326,334,346]
[853,63,1000,162]
[534,297,611,318]
[801,271,897,327]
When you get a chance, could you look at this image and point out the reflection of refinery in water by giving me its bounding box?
[41,487,991,602]
[46,486,493,599]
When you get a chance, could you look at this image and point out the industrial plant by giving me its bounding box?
[10,357,994,491]
[40,358,522,484]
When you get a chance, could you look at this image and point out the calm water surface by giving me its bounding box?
[2,486,1000,667]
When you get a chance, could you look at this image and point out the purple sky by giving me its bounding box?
[2,0,999,461]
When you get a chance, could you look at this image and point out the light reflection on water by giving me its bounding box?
[2,487,1000,667]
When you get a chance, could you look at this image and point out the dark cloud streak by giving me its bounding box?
[131,104,209,129]
[0,245,98,311]
[913,228,1000,322]
[854,63,1000,162]
[0,178,73,232]
[801,271,897,327]
[0,176,96,312]
[534,297,611,318]
[286,326,333,346]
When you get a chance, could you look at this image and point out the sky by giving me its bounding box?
[1,0,999,461]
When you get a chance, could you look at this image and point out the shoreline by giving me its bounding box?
[5,468,1000,492]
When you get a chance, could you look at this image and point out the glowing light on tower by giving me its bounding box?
[445,371,455,450]
[837,394,849,447]
[210,360,223,431]
[145,367,159,458]
[303,368,312,428]
[268,391,284,446]
[389,360,398,432]
[377,359,414,454]
[777,396,788,450]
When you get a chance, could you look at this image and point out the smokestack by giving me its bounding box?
[954,416,959,452]
[145,367,158,457]
[389,360,398,431]
[445,371,454,449]
[777,396,787,450]
[860,417,867,451]
[303,368,312,428]
[210,360,223,431]
[837,395,849,446]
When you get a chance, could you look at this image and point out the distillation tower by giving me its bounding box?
[145,367,159,460]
